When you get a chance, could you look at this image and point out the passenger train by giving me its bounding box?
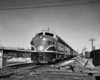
[30,30,78,63]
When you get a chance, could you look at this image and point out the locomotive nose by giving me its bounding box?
[37,37,47,51]
[32,36,47,51]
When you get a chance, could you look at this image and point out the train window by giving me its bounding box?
[35,33,43,37]
[45,32,54,37]
[48,41,54,45]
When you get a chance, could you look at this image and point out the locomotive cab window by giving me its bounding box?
[35,32,43,37]
[48,41,54,45]
[45,32,54,37]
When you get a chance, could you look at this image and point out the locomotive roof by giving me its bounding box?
[35,30,56,38]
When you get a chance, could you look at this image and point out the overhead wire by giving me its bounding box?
[0,0,73,7]
[0,0,100,10]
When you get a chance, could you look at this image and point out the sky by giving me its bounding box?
[0,0,100,52]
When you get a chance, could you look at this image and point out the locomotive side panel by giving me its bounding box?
[57,42,71,55]
[57,35,76,55]
[73,50,78,56]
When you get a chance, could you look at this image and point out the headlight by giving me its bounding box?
[38,46,43,50]
[42,38,47,41]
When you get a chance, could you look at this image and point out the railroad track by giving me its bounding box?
[0,62,47,79]
[0,62,99,80]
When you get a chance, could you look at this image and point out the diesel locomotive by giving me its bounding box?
[30,30,78,63]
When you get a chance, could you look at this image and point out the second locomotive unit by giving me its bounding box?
[30,30,78,63]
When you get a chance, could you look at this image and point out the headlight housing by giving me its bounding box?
[38,46,44,51]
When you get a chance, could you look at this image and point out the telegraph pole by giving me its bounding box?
[89,38,95,50]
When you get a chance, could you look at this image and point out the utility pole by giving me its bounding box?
[89,38,95,51]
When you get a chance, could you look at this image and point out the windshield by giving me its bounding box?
[35,32,43,37]
[45,32,54,37]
